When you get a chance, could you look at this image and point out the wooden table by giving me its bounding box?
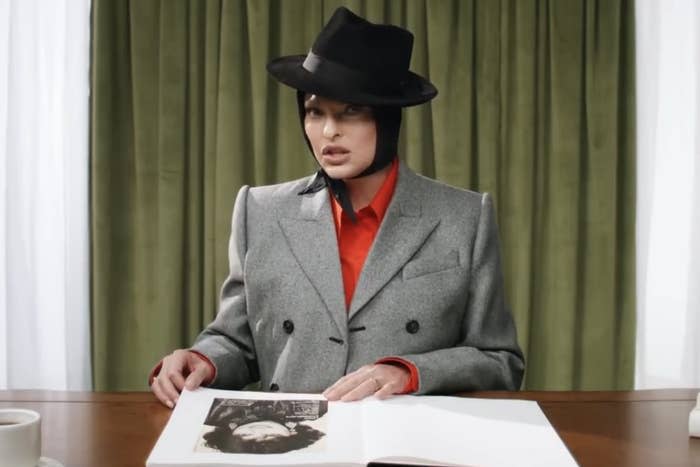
[1,389,698,466]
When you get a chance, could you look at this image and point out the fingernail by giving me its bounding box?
[166,400,173,409]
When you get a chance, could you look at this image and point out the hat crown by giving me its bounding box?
[266,6,437,107]
[312,7,413,80]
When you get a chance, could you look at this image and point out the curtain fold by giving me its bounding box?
[91,0,635,391]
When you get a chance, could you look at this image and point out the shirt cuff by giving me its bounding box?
[147,350,217,387]
[376,357,419,394]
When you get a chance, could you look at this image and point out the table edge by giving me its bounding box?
[1,388,698,403]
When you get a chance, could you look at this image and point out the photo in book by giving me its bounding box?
[196,398,329,454]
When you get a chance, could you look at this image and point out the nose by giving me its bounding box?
[322,117,340,139]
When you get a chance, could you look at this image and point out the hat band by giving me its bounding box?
[302,50,399,96]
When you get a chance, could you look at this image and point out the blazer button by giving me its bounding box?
[269,383,279,392]
[406,320,420,334]
[282,320,294,334]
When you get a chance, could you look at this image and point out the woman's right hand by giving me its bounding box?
[150,349,215,409]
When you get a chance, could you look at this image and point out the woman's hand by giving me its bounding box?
[150,349,214,408]
[322,364,409,402]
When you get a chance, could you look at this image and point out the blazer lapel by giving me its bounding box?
[278,186,347,336]
[349,164,440,319]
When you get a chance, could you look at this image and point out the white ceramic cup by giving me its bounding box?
[0,408,41,467]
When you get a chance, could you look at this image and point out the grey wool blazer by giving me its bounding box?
[192,162,524,394]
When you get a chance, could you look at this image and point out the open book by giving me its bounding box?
[146,388,577,467]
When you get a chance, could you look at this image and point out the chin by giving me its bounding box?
[321,165,361,180]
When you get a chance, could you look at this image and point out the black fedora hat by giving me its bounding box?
[267,7,437,107]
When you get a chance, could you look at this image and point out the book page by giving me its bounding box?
[362,395,577,467]
[147,388,365,467]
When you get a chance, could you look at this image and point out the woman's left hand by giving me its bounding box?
[322,364,409,401]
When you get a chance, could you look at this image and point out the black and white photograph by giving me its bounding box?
[195,398,329,455]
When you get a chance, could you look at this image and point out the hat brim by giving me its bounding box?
[267,55,437,107]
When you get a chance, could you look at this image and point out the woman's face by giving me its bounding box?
[303,94,377,180]
[232,421,291,442]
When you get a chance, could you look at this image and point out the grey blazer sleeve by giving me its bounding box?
[190,185,259,388]
[397,193,524,393]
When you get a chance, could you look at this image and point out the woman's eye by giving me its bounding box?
[305,107,321,117]
[343,105,370,118]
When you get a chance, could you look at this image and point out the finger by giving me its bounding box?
[324,366,370,394]
[150,379,174,409]
[374,381,399,399]
[184,364,209,390]
[161,351,192,395]
[340,378,379,402]
[373,364,410,397]
[324,369,372,400]
[323,375,344,395]
[168,366,187,392]
[323,373,356,399]
[160,357,187,393]
[322,377,348,401]
[156,368,183,405]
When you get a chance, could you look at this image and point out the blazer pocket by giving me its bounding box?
[402,249,460,280]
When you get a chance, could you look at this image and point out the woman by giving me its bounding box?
[150,7,524,408]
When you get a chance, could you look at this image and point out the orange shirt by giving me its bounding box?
[330,159,398,308]
[329,158,418,394]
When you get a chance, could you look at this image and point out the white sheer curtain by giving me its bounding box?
[0,0,91,390]
[636,0,700,389]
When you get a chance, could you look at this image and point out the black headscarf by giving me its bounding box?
[296,91,401,222]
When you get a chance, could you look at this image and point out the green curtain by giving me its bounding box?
[91,0,635,391]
